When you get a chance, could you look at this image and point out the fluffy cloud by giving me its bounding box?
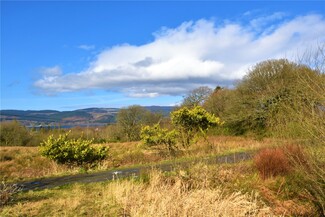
[35,14,325,97]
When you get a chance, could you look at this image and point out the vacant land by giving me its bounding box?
[1,136,276,182]
[1,135,321,216]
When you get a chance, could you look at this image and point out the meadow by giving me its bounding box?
[1,135,276,182]
[1,134,323,216]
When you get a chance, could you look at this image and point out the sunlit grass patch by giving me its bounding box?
[0,146,74,182]
[0,136,283,183]
[111,180,270,216]
[1,167,272,217]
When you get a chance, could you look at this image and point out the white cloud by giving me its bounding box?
[35,14,325,97]
[78,44,95,50]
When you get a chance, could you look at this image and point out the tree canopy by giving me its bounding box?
[220,59,325,137]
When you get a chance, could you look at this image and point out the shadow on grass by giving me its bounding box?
[7,189,55,206]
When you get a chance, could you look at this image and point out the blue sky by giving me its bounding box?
[1,1,325,111]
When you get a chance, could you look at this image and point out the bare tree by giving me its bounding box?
[116,105,162,141]
[182,86,213,108]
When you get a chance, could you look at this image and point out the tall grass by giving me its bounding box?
[1,169,272,217]
[0,147,74,182]
[109,170,272,217]
[0,181,21,206]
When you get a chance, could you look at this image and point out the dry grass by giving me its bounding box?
[251,144,324,216]
[106,141,164,167]
[0,181,21,207]
[257,180,314,216]
[185,136,277,158]
[0,146,75,182]
[109,170,272,217]
[1,169,273,217]
[1,159,317,216]
[93,135,278,172]
[0,136,282,182]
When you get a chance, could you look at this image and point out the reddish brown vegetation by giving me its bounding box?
[254,148,290,179]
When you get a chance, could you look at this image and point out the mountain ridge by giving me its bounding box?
[0,106,175,127]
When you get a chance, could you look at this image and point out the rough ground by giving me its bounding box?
[16,152,251,191]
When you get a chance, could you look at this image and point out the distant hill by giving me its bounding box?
[0,106,174,127]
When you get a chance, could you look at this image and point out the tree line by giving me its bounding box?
[1,57,324,147]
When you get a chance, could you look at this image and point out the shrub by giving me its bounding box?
[289,146,325,216]
[39,132,108,167]
[116,105,162,142]
[0,121,30,146]
[254,148,290,179]
[171,106,223,147]
[141,124,178,155]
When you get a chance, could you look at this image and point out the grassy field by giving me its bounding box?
[1,136,322,216]
[1,161,315,216]
[0,136,277,182]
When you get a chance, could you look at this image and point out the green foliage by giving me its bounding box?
[171,106,223,147]
[221,59,325,137]
[141,107,222,153]
[0,121,30,146]
[39,132,108,166]
[141,124,178,154]
[287,145,325,216]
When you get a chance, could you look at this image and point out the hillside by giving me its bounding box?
[0,106,174,127]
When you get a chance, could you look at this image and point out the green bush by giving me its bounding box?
[141,124,178,155]
[39,132,108,167]
[171,106,223,147]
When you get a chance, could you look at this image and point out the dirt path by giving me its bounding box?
[17,152,252,191]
